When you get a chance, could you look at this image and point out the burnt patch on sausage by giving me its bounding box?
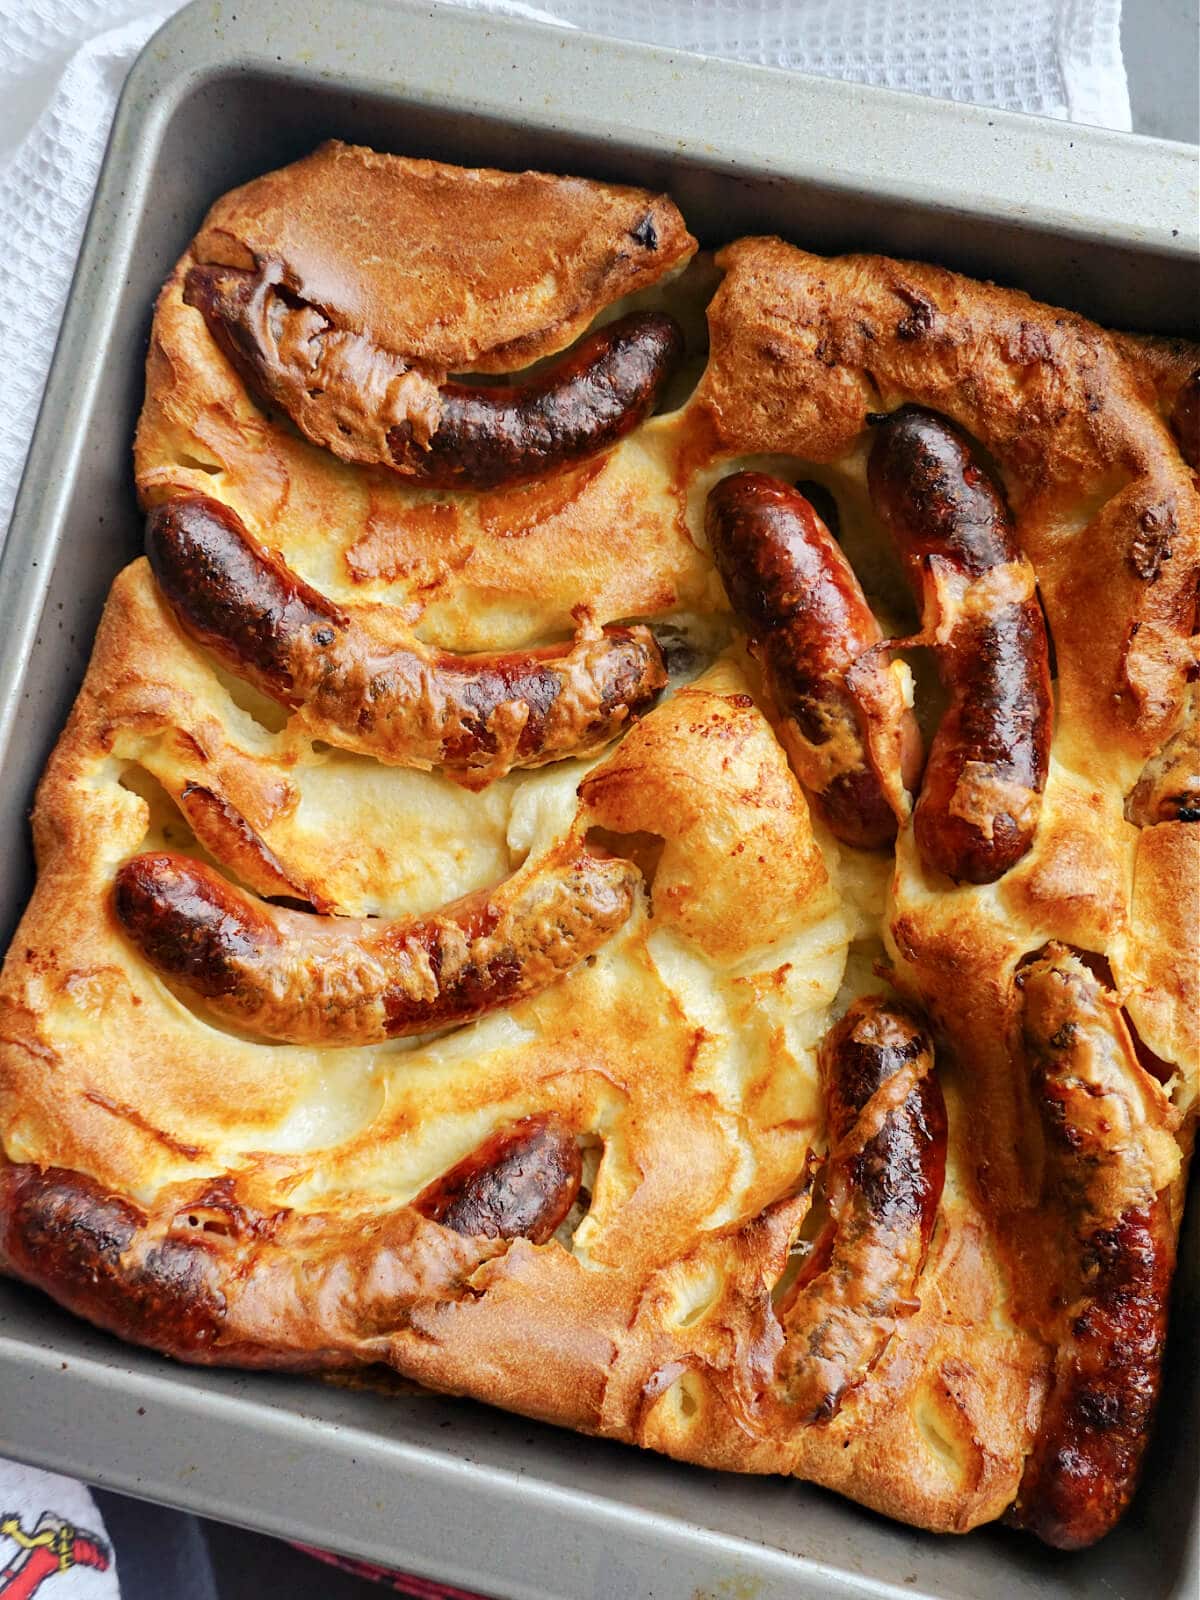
[113,851,271,998]
[822,1001,946,1244]
[1013,1204,1171,1550]
[147,493,340,705]
[414,1116,583,1244]
[869,406,1016,579]
[914,600,1053,882]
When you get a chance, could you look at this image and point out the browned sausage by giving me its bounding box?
[777,997,947,1422]
[867,406,1052,883]
[1170,368,1200,470]
[413,1116,582,1244]
[183,263,683,488]
[705,473,922,849]
[147,495,666,785]
[1,1165,227,1356]
[1010,947,1175,1549]
[113,839,639,1045]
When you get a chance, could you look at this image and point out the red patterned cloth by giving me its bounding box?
[293,1543,491,1598]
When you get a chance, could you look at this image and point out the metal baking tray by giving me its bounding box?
[0,2,1196,1595]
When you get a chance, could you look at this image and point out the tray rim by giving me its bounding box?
[0,3,1196,1598]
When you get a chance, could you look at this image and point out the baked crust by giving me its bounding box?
[191,140,696,374]
[2,148,1197,1544]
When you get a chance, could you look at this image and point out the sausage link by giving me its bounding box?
[184,263,683,488]
[1011,947,1176,1548]
[147,495,666,785]
[705,473,922,849]
[0,1163,504,1368]
[1170,368,1200,471]
[113,840,639,1045]
[389,312,685,488]
[413,1116,582,1244]
[777,997,947,1422]
[867,406,1052,883]
[1,1166,226,1356]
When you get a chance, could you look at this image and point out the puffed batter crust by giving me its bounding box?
[1,144,1196,1544]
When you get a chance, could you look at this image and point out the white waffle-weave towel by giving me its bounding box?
[0,0,1131,541]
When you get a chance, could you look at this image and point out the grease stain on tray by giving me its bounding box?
[691,1576,765,1600]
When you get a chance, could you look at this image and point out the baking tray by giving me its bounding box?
[0,2,1196,1596]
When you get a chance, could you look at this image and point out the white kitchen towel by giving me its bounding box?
[0,0,1131,544]
[0,1460,117,1596]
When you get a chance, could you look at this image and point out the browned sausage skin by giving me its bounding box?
[705,473,922,849]
[183,263,684,488]
[113,840,639,1045]
[777,997,946,1421]
[389,313,685,488]
[1011,947,1175,1549]
[414,1116,582,1244]
[146,495,666,786]
[2,1166,228,1358]
[867,406,1052,883]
